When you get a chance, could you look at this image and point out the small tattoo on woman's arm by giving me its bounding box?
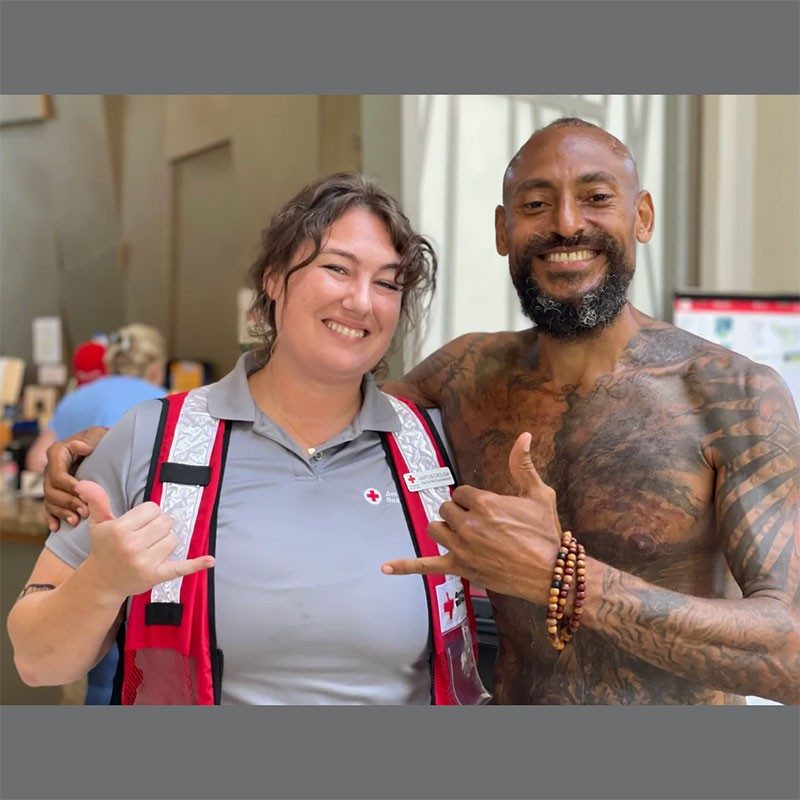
[17,583,56,600]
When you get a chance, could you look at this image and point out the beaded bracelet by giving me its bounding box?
[545,531,587,651]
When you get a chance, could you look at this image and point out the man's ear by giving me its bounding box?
[635,191,655,244]
[495,205,509,255]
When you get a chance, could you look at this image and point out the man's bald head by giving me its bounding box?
[502,118,640,205]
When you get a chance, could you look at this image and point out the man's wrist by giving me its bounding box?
[574,556,610,628]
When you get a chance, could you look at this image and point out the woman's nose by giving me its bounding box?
[341,279,372,315]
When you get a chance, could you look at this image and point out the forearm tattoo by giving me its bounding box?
[17,583,56,600]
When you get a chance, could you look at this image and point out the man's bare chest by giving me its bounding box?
[441,373,717,572]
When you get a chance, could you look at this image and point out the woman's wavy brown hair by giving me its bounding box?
[248,172,437,374]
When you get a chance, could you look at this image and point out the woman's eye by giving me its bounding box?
[322,264,347,275]
[376,280,401,292]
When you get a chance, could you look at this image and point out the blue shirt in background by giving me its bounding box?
[50,375,166,439]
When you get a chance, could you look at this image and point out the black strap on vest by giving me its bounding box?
[158,462,212,486]
[145,602,184,626]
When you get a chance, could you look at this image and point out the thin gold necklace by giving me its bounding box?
[267,370,324,457]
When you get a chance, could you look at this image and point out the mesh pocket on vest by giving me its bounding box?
[122,648,199,705]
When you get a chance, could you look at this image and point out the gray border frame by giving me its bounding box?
[1,1,799,93]
[1,2,799,800]
[2,707,799,800]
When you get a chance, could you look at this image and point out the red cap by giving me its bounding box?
[72,341,107,386]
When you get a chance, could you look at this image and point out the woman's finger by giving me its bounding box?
[381,555,450,576]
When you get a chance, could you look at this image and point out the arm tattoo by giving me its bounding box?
[17,583,56,600]
[591,358,800,703]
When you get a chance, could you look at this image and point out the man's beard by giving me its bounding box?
[510,230,634,340]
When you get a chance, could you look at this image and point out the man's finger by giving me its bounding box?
[66,440,95,458]
[427,520,455,548]
[154,556,215,583]
[508,431,545,497]
[438,500,468,531]
[450,484,488,510]
[381,555,450,576]
[43,488,86,527]
[74,426,110,450]
[75,480,115,525]
[43,508,61,533]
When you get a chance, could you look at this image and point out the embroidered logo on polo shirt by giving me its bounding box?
[385,488,400,504]
[363,488,382,505]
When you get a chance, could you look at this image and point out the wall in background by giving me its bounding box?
[753,96,800,293]
[1,96,121,382]
[1,95,362,381]
[700,95,800,295]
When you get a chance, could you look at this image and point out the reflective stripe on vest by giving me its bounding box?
[122,387,489,705]
[121,389,229,705]
[384,397,489,706]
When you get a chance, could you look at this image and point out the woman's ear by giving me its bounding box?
[264,272,279,302]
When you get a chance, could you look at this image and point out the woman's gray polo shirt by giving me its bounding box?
[46,351,444,705]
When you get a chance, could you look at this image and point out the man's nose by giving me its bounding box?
[551,197,584,239]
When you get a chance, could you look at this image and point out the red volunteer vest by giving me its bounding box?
[118,387,490,705]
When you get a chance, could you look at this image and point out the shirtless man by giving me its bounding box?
[40,119,800,704]
[380,118,800,705]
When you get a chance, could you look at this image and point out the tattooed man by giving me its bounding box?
[381,118,800,705]
[39,119,799,704]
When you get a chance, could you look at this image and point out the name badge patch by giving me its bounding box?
[402,467,454,493]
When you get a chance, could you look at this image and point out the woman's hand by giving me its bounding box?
[76,480,215,602]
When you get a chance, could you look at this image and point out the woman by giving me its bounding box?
[8,173,489,706]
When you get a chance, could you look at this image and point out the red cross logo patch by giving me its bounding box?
[435,577,467,633]
[363,488,382,505]
[442,592,455,620]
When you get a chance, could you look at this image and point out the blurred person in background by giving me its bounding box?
[25,338,109,474]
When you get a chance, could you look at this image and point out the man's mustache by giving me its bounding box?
[522,231,617,260]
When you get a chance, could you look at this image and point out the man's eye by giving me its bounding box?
[523,201,546,210]
[589,194,610,202]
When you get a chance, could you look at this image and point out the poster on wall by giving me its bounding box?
[673,293,800,408]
